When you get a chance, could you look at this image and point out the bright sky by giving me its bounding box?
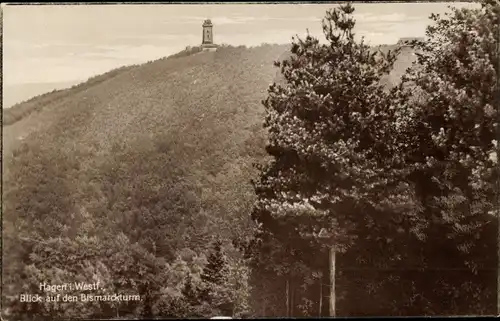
[2,2,478,105]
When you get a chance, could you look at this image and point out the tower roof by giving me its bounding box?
[203,19,213,27]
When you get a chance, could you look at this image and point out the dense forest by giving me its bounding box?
[2,1,499,319]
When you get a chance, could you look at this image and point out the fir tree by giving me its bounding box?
[201,239,228,286]
[198,239,235,316]
[182,274,201,306]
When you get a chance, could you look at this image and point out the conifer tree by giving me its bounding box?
[182,274,201,306]
[201,239,228,286]
[250,2,415,316]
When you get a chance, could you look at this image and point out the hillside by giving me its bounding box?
[2,42,418,241]
[3,80,82,109]
[2,43,418,319]
[3,43,289,240]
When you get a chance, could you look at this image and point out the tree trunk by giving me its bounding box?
[329,247,336,317]
[286,278,290,317]
[319,281,323,317]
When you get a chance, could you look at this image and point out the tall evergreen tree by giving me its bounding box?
[249,2,415,316]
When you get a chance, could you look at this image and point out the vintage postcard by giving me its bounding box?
[2,1,498,319]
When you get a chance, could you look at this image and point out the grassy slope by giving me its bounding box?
[3,43,416,248]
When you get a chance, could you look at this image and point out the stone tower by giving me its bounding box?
[202,19,213,45]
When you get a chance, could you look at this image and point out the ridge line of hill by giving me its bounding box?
[2,43,407,128]
[3,64,140,127]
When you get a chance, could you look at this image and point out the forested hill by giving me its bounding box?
[2,43,417,319]
[3,43,287,260]
[3,43,416,240]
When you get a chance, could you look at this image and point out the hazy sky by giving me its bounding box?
[3,3,478,90]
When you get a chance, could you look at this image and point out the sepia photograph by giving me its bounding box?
[1,0,499,319]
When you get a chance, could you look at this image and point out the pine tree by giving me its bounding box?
[250,2,414,316]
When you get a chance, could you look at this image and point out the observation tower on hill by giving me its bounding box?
[201,19,218,51]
